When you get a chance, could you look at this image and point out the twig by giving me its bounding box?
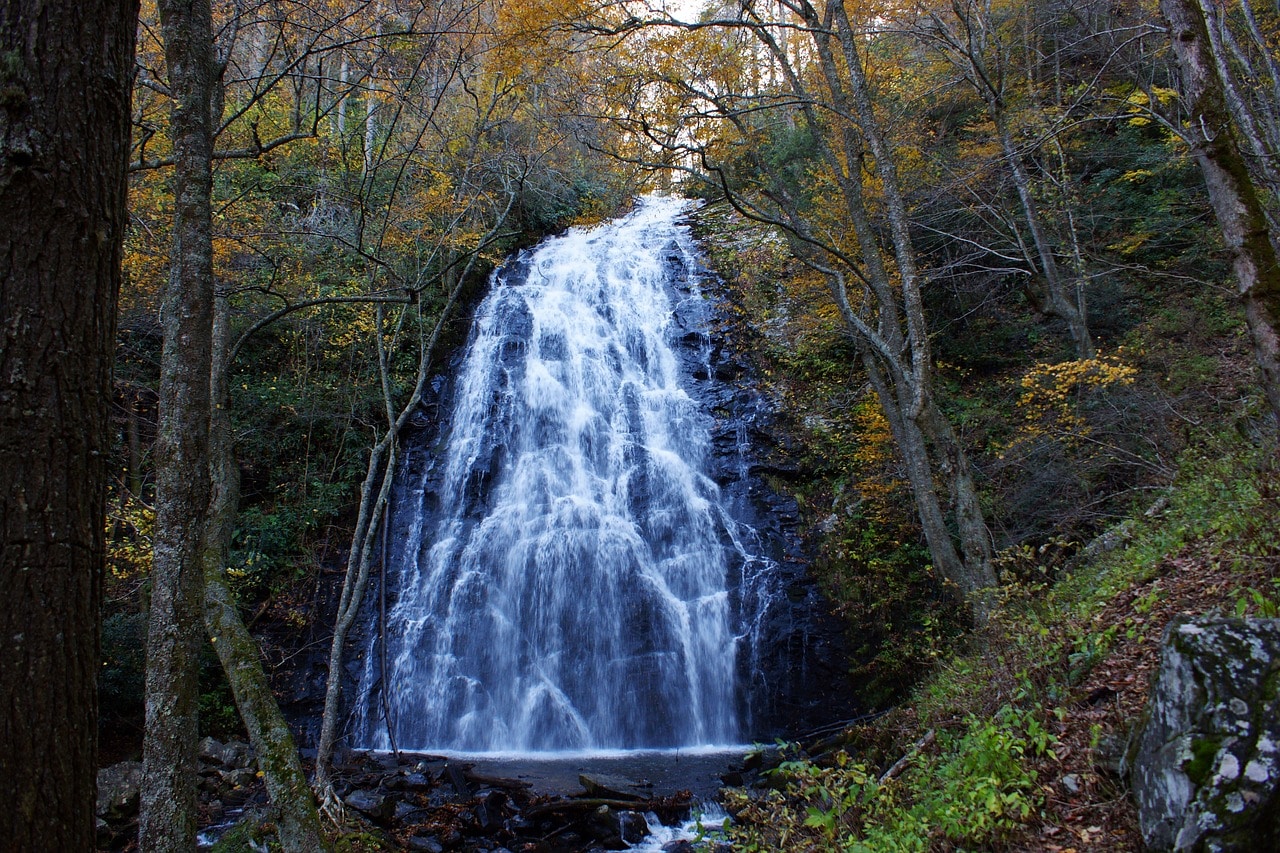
[879,729,936,783]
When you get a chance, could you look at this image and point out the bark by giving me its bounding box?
[204,297,330,852]
[1162,0,1280,426]
[862,349,998,619]
[141,0,218,848]
[0,0,137,846]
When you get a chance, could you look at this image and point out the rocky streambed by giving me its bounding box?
[95,742,776,851]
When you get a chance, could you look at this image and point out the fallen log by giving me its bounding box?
[523,796,689,820]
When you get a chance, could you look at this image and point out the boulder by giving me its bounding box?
[578,773,645,801]
[222,739,254,769]
[344,789,395,823]
[199,736,229,765]
[407,835,444,853]
[199,736,254,769]
[617,810,650,845]
[1128,616,1280,851]
[220,767,257,789]
[96,761,144,821]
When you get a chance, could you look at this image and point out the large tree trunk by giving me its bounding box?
[0,1,137,846]
[204,297,331,852]
[1162,0,1280,426]
[141,0,218,848]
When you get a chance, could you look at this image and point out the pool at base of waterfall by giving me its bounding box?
[412,745,749,800]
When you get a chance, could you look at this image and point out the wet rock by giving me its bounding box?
[585,805,619,846]
[618,810,650,845]
[1128,616,1280,851]
[578,773,645,801]
[741,745,784,774]
[407,834,444,853]
[96,760,144,821]
[474,789,507,832]
[344,789,395,823]
[386,769,434,791]
[446,762,474,797]
[584,804,650,848]
[394,799,427,822]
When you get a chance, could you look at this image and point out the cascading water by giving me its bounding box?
[354,195,777,753]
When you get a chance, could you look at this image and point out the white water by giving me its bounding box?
[355,196,763,752]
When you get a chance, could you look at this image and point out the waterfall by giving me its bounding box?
[354,195,772,753]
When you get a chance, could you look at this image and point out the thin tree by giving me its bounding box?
[914,0,1096,358]
[139,0,332,847]
[141,0,219,846]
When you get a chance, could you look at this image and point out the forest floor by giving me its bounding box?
[1007,543,1269,851]
[722,442,1280,851]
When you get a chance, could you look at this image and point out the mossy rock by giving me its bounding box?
[1129,617,1280,851]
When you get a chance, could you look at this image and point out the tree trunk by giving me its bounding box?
[0,1,137,846]
[724,0,998,621]
[203,296,331,851]
[863,351,997,620]
[1162,0,1280,426]
[995,117,1095,359]
[141,0,218,848]
[829,0,998,613]
[924,2,1095,358]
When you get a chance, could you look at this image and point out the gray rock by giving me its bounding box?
[222,740,254,770]
[344,789,395,822]
[220,767,257,789]
[1082,519,1134,560]
[96,761,144,821]
[407,833,444,852]
[1128,616,1280,851]
[387,770,433,791]
[199,736,254,770]
[578,773,645,801]
[199,736,228,765]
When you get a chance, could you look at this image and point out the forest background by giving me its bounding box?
[5,0,1280,849]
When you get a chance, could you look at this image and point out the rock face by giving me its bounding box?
[345,222,856,747]
[1128,616,1280,851]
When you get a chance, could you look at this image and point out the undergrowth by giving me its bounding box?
[724,431,1279,850]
